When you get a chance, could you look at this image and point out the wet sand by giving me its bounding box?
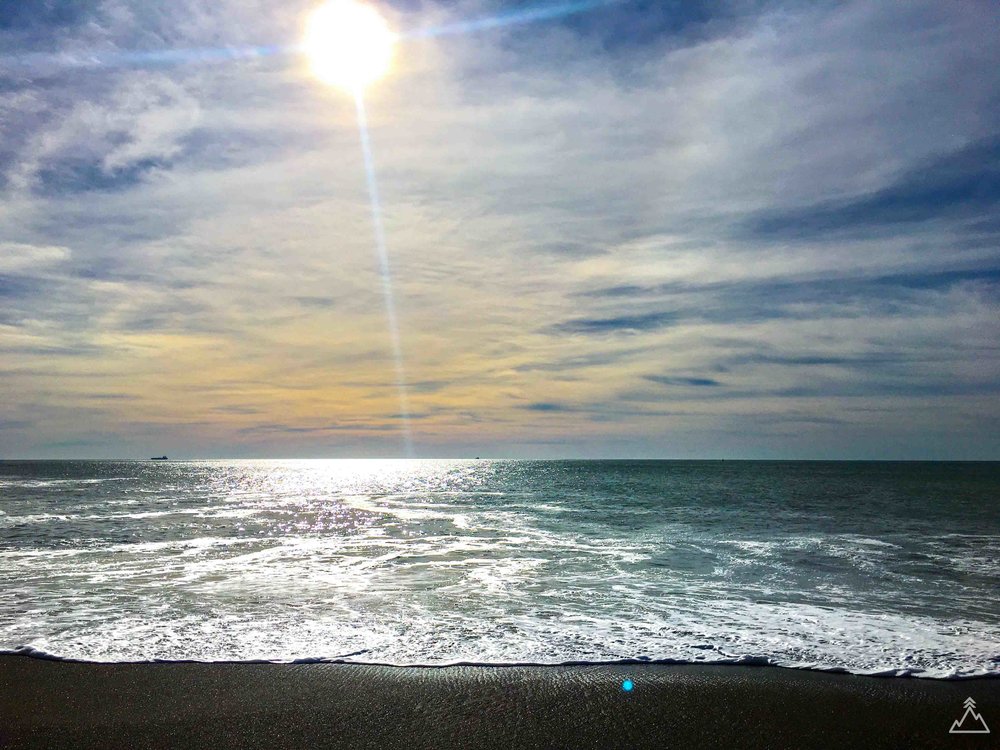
[1,655,997,749]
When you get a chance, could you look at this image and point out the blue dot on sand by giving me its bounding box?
[622,679,634,692]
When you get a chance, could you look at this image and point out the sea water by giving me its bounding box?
[1,459,997,677]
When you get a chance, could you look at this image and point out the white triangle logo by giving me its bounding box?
[950,697,990,734]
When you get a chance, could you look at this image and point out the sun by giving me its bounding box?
[303,0,396,94]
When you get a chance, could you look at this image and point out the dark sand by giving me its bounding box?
[1,655,997,749]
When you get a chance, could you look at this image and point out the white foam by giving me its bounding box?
[2,588,997,679]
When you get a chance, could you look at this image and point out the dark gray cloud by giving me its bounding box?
[239,422,397,434]
[293,296,336,308]
[579,267,1000,301]
[566,266,1000,334]
[35,155,167,195]
[743,136,1000,240]
[210,405,262,414]
[2,343,105,357]
[522,402,575,412]
[552,310,678,334]
[645,375,722,387]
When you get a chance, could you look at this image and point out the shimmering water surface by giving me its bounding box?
[2,460,998,677]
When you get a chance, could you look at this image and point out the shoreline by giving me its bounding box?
[6,645,999,680]
[2,655,998,749]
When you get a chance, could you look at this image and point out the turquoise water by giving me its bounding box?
[1,460,998,677]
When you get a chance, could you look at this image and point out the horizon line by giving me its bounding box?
[1,457,998,463]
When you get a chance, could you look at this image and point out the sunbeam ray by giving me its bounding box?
[354,93,414,458]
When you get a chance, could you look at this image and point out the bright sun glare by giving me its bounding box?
[303,0,396,94]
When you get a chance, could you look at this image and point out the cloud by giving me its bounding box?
[0,242,70,273]
[239,421,398,434]
[0,0,998,458]
[553,311,678,334]
[645,376,722,387]
[523,402,575,412]
[743,137,1000,239]
[10,73,201,195]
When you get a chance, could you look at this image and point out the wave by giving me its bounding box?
[0,478,128,487]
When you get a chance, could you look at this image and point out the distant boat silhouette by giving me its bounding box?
[150,456,168,461]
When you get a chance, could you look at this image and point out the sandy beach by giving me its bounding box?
[1,655,997,749]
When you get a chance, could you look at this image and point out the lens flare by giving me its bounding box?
[303,0,396,93]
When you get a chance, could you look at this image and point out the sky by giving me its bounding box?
[1,0,998,459]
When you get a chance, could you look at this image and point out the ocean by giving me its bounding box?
[1,459,997,678]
